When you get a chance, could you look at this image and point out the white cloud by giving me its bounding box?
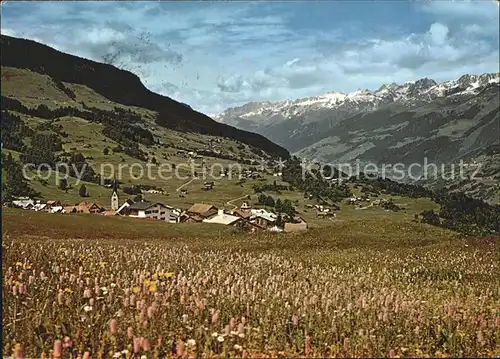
[1,1,498,114]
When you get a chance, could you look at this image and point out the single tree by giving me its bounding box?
[58,178,68,191]
[79,184,89,197]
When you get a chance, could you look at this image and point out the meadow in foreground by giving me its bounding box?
[2,210,500,358]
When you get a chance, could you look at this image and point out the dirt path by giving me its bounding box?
[176,177,197,193]
[226,194,251,211]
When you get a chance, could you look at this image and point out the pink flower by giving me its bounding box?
[28,275,35,285]
[12,285,18,296]
[133,338,141,353]
[83,288,91,299]
[127,326,134,339]
[109,319,118,335]
[13,343,23,359]
[82,351,90,359]
[63,336,72,348]
[237,323,245,335]
[142,338,151,351]
[229,317,236,330]
[176,340,185,357]
[211,310,220,323]
[130,294,136,306]
[343,338,349,353]
[147,306,155,319]
[389,349,396,358]
[305,335,312,356]
[53,340,62,358]
[58,292,64,305]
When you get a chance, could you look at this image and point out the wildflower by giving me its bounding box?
[132,286,140,294]
[83,288,91,299]
[147,306,155,319]
[127,327,134,339]
[211,332,218,338]
[142,338,151,351]
[187,339,196,347]
[83,305,93,312]
[217,336,224,342]
[112,353,121,358]
[176,340,185,356]
[53,340,62,358]
[305,335,312,355]
[109,318,118,335]
[133,338,141,353]
[58,291,64,305]
[234,344,243,351]
[238,333,245,338]
[63,336,72,348]
[13,343,23,359]
[212,310,220,323]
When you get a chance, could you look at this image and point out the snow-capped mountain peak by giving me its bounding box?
[215,72,499,126]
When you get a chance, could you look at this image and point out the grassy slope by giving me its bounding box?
[2,66,444,227]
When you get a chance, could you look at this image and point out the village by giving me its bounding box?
[8,180,311,233]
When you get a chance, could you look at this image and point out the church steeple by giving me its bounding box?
[111,178,119,211]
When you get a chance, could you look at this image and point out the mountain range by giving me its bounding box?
[216,72,500,201]
[216,73,499,157]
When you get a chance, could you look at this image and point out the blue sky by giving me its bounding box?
[1,1,499,114]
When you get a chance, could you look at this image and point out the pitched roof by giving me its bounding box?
[250,209,277,222]
[187,203,217,215]
[128,201,167,210]
[203,213,241,225]
[233,209,251,219]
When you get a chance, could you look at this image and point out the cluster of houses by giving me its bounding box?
[8,185,308,233]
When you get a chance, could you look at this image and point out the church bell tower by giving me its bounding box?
[111,179,119,211]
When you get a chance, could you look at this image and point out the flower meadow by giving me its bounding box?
[3,235,500,358]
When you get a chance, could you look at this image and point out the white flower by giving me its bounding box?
[101,287,108,295]
[234,344,243,351]
[217,336,224,342]
[83,305,93,312]
[112,353,121,358]
[238,333,245,338]
[230,331,238,336]
[141,356,147,359]
[121,350,129,354]
[187,339,196,347]
[211,332,218,338]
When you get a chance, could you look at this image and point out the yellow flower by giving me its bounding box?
[143,279,150,286]
[15,262,23,267]
[64,288,73,294]
[132,286,140,294]
[152,273,158,281]
[149,284,157,293]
